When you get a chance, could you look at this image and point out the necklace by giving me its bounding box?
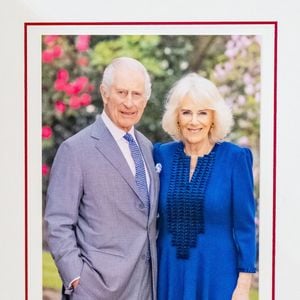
[183,143,215,158]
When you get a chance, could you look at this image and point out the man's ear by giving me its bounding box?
[100,84,109,105]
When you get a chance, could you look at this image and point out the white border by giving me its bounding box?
[27,24,275,300]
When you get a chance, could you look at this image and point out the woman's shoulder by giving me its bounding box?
[217,141,252,161]
[154,140,180,153]
[153,141,180,162]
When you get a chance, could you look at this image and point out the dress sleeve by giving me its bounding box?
[232,147,257,273]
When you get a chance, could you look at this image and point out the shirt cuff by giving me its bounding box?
[68,276,80,288]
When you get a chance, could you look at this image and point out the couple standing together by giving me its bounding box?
[45,57,256,300]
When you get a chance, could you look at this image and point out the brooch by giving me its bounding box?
[155,163,162,174]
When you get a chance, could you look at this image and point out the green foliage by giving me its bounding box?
[43,251,62,290]
[42,33,261,229]
[42,34,261,297]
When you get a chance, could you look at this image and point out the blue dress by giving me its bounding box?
[153,141,256,300]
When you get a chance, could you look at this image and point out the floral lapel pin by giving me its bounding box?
[155,163,162,174]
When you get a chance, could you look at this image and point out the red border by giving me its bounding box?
[272,22,278,300]
[24,21,277,300]
[24,22,29,300]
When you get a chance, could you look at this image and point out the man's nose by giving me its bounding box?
[123,93,134,107]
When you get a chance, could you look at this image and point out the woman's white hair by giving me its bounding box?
[101,57,152,100]
[162,73,233,142]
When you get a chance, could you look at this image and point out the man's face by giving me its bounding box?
[100,68,148,132]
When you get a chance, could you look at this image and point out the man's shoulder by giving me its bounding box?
[135,130,152,147]
[62,121,95,147]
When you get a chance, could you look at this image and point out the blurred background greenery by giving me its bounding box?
[42,34,260,299]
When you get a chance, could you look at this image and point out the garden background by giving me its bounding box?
[42,34,260,299]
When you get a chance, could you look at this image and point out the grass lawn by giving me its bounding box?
[43,251,259,299]
[43,251,62,290]
[250,288,258,300]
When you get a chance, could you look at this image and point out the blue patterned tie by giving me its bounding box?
[123,133,149,208]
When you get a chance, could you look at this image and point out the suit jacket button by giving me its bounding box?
[141,254,146,260]
[138,203,145,209]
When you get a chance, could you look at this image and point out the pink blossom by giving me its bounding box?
[237,95,246,105]
[54,79,68,91]
[52,45,63,58]
[42,164,50,176]
[80,93,92,106]
[237,136,249,146]
[57,69,69,82]
[214,64,226,80]
[42,49,55,63]
[43,35,59,46]
[64,83,76,96]
[231,35,240,42]
[65,76,89,95]
[255,92,260,102]
[74,76,89,93]
[42,126,53,139]
[225,47,239,58]
[69,96,81,109]
[243,73,253,85]
[241,36,251,47]
[75,35,91,52]
[76,56,89,67]
[245,84,255,95]
[54,100,66,113]
[224,62,233,72]
[88,84,95,92]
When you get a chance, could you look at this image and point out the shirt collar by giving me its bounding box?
[101,110,136,141]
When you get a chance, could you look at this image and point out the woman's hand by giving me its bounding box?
[232,287,249,300]
[231,273,252,300]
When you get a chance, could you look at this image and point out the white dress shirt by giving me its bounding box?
[101,110,150,188]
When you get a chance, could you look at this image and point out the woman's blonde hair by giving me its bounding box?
[162,73,233,143]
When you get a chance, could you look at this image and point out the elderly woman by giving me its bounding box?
[154,73,256,300]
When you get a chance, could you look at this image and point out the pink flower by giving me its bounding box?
[52,45,63,58]
[69,96,81,109]
[65,76,89,95]
[57,69,69,82]
[80,93,92,106]
[237,136,249,146]
[42,49,55,63]
[54,79,67,91]
[42,164,50,176]
[75,35,91,52]
[42,126,53,139]
[64,83,76,96]
[42,45,63,63]
[88,84,95,92]
[245,84,255,95]
[43,35,59,46]
[55,100,66,113]
[73,76,89,93]
[76,56,89,67]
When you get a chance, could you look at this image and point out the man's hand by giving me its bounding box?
[72,279,80,289]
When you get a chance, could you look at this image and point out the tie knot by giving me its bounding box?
[123,133,135,143]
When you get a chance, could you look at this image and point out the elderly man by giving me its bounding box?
[45,57,159,300]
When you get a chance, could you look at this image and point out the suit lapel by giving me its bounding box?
[91,118,148,206]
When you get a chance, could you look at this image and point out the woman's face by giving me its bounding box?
[177,96,214,146]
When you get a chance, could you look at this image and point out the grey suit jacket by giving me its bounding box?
[45,117,159,300]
